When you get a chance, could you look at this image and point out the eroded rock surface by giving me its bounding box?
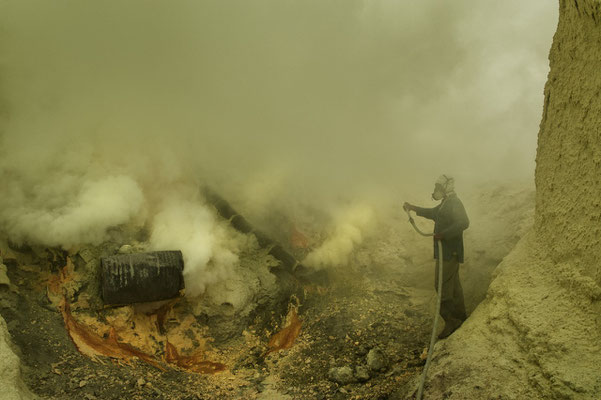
[0,314,35,400]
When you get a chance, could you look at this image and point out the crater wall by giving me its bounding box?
[415,1,601,398]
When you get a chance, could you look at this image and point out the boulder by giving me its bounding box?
[366,348,388,372]
[327,366,355,385]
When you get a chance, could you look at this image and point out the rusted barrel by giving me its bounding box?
[101,251,185,306]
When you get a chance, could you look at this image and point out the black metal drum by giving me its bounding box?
[101,251,185,306]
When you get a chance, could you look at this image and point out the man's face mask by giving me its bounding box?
[432,183,445,201]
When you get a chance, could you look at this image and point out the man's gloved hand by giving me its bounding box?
[433,233,444,240]
[403,202,415,212]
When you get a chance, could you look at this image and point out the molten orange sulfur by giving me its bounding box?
[267,308,302,355]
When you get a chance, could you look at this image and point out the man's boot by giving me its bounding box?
[438,317,462,339]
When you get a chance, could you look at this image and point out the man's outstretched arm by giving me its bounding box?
[404,202,439,221]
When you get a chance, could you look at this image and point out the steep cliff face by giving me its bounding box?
[416,1,601,399]
[536,0,601,283]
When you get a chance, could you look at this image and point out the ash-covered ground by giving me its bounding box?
[0,184,533,400]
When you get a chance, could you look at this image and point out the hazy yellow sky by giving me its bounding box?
[0,1,558,246]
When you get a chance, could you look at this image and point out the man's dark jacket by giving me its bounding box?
[414,194,469,263]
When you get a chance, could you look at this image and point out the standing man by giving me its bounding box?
[404,174,470,339]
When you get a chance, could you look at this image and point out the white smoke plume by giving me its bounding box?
[0,175,145,248]
[304,204,375,269]
[148,192,240,297]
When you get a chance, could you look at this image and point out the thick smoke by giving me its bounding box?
[0,1,557,292]
[305,204,374,269]
[1,175,144,247]
[148,191,240,297]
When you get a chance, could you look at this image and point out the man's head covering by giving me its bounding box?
[435,174,455,196]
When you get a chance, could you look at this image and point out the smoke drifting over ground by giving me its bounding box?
[149,192,241,297]
[305,204,374,269]
[0,1,557,293]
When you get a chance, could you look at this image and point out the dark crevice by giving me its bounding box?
[541,90,552,128]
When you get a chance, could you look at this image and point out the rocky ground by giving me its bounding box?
[0,244,433,400]
[0,185,534,400]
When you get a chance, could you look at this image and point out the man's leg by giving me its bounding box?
[434,257,462,339]
[452,269,467,322]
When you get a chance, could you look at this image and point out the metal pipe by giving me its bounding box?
[202,187,306,272]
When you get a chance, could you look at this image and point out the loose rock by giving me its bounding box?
[327,366,355,385]
[355,365,370,382]
[366,348,388,372]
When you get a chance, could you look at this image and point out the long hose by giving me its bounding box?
[405,209,443,400]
